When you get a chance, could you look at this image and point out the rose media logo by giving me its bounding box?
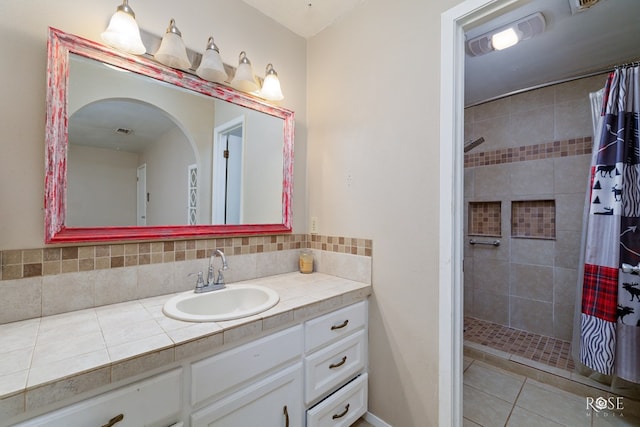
[586,396,624,418]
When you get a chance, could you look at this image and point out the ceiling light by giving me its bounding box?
[467,12,546,56]
[154,19,191,70]
[260,64,284,101]
[101,0,146,55]
[196,37,228,83]
[231,51,258,93]
[491,27,519,51]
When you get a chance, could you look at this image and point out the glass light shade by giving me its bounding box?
[196,37,228,83]
[260,64,284,101]
[491,27,519,50]
[231,51,258,93]
[101,1,146,55]
[154,19,191,70]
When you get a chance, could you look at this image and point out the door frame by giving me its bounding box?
[212,116,245,224]
[136,163,147,226]
[439,0,524,425]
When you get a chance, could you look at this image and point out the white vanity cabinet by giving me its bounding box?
[14,300,368,427]
[15,369,183,427]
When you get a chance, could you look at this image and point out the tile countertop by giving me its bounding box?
[0,272,371,418]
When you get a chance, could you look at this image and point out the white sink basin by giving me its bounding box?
[163,284,279,322]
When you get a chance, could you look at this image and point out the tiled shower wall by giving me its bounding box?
[463,73,607,341]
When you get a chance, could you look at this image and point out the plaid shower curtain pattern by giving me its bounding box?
[580,65,640,383]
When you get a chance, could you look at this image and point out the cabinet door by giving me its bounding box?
[191,363,303,427]
[16,369,182,427]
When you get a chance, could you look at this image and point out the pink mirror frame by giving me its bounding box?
[45,28,294,244]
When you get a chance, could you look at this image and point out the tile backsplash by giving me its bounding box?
[0,233,373,324]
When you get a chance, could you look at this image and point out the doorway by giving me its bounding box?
[136,164,147,226]
[439,0,530,425]
[212,116,245,225]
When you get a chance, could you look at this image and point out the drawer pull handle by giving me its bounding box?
[329,356,347,369]
[283,405,289,427]
[331,319,349,330]
[332,404,350,420]
[101,414,124,427]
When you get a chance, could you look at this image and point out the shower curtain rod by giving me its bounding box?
[466,58,640,108]
[614,59,640,69]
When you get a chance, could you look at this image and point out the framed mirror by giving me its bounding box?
[45,28,294,243]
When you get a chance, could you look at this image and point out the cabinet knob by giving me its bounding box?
[101,414,124,427]
[283,405,289,427]
[331,319,349,330]
[332,404,350,420]
[329,355,347,369]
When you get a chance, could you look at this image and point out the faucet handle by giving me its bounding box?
[189,271,205,291]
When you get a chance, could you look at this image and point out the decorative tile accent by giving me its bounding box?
[511,200,556,239]
[0,234,372,281]
[464,316,574,371]
[464,137,592,168]
[469,201,502,237]
[308,234,373,257]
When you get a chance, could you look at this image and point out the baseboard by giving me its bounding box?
[363,411,392,427]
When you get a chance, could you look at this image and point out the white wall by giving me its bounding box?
[307,0,464,425]
[67,145,138,226]
[0,0,307,249]
[140,127,195,225]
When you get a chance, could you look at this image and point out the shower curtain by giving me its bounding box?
[575,64,640,388]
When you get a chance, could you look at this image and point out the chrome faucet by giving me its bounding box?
[194,249,229,293]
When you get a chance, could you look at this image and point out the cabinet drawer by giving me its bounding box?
[16,369,183,427]
[191,325,302,406]
[191,363,303,427]
[305,301,366,353]
[306,373,368,427]
[304,330,366,404]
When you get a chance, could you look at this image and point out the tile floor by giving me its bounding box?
[463,358,640,426]
[352,318,639,426]
[464,317,574,371]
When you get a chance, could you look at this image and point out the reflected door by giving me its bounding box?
[137,164,147,226]
[213,118,244,225]
[224,134,242,224]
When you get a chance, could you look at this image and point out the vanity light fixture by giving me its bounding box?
[154,19,191,70]
[101,0,146,54]
[467,12,546,56]
[231,51,259,93]
[196,37,228,83]
[260,63,284,101]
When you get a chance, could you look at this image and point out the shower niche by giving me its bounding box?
[511,200,556,240]
[468,201,502,237]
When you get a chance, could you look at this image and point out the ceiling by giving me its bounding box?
[70,99,176,153]
[463,0,640,105]
[241,0,640,106]
[240,0,364,39]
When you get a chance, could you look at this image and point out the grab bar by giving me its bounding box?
[469,239,500,247]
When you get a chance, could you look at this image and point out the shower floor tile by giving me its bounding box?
[464,316,574,371]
